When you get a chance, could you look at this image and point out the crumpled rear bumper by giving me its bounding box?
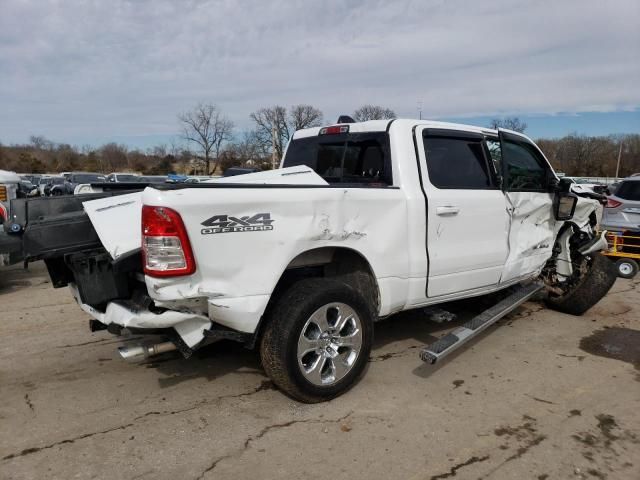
[70,285,211,347]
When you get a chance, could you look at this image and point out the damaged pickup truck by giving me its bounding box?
[3,119,617,402]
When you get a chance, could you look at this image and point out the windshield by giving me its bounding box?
[71,174,106,183]
[283,132,392,185]
[50,178,65,185]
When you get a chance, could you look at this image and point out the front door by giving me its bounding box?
[494,130,556,283]
[418,128,509,297]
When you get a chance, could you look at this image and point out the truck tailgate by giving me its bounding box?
[83,192,142,260]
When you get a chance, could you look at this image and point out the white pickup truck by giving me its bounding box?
[3,119,616,402]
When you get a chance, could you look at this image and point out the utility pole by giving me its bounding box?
[417,100,423,120]
[615,142,623,179]
[271,126,278,170]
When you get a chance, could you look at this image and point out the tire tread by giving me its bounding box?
[260,278,373,403]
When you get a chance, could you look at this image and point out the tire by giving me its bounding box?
[615,258,638,279]
[260,278,374,403]
[546,253,618,315]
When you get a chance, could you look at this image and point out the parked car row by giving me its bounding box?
[25,172,162,198]
[9,168,260,203]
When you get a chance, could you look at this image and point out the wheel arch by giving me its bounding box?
[249,246,380,347]
[276,246,380,313]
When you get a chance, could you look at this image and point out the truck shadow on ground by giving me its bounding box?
[138,340,263,389]
[410,300,545,380]
[144,295,518,389]
[0,262,49,294]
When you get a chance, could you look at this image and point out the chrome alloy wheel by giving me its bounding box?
[297,302,363,386]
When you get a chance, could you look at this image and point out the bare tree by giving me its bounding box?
[250,106,288,160]
[289,104,324,131]
[250,104,324,160]
[100,143,128,172]
[353,105,396,122]
[29,135,54,151]
[489,117,527,133]
[179,103,234,174]
[212,117,234,167]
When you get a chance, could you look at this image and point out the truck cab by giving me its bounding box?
[283,120,564,298]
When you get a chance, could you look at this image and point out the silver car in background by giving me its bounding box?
[602,177,640,232]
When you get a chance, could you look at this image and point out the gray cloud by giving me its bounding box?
[0,0,638,144]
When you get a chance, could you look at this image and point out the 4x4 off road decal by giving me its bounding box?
[201,213,274,235]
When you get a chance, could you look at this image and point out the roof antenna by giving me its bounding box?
[337,115,355,124]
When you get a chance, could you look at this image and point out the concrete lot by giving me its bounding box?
[0,262,638,480]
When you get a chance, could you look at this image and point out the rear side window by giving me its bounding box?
[616,181,640,201]
[283,132,392,185]
[423,135,493,189]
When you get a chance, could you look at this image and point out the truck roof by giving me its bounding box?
[292,118,531,142]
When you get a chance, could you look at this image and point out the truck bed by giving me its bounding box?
[2,188,143,265]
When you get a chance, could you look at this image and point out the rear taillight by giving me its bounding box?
[605,198,622,208]
[0,186,7,202]
[142,205,195,277]
[0,203,7,223]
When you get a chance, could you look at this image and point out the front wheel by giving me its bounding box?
[260,278,374,403]
[546,253,617,315]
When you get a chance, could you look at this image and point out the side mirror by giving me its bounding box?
[557,177,573,193]
[547,175,560,192]
[554,192,578,221]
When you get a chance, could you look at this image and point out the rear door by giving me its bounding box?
[418,128,509,297]
[494,130,556,283]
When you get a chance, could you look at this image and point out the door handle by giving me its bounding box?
[436,206,460,216]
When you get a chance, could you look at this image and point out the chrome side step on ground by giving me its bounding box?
[419,282,544,365]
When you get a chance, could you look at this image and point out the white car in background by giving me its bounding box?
[107,173,140,183]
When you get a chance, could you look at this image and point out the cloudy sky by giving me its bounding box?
[1,0,638,147]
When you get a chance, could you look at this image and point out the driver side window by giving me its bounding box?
[503,140,548,191]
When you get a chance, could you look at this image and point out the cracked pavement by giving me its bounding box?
[1,262,639,479]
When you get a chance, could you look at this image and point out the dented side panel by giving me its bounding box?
[142,185,410,333]
[500,192,555,283]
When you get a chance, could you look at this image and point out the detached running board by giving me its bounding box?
[419,282,543,364]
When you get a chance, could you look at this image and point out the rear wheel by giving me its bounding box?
[546,253,617,315]
[260,278,374,403]
[615,258,638,279]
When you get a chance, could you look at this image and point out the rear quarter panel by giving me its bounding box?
[142,186,409,326]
